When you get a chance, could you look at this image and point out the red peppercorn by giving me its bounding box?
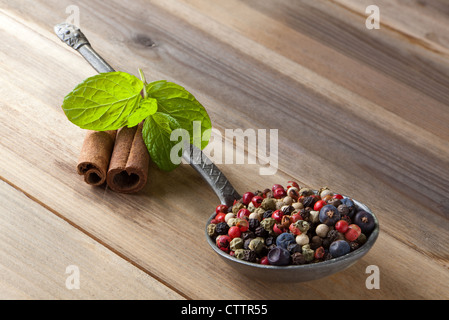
[260,256,269,265]
[272,210,284,223]
[287,181,299,189]
[251,196,263,208]
[273,188,286,199]
[237,208,251,219]
[272,184,283,192]
[273,223,284,235]
[215,204,228,215]
[216,235,231,253]
[290,213,303,223]
[228,226,241,239]
[313,200,326,211]
[289,223,302,235]
[335,220,349,233]
[242,192,254,205]
[345,224,361,241]
[215,213,226,223]
[314,246,325,259]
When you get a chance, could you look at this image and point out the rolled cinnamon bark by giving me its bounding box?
[77,130,117,186]
[106,122,150,193]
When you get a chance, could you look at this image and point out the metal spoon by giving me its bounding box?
[54,23,241,207]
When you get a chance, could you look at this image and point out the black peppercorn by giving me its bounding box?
[327,198,342,207]
[241,231,255,241]
[265,236,276,247]
[291,252,306,265]
[244,249,257,262]
[327,229,342,242]
[349,241,360,251]
[243,238,252,250]
[263,210,273,219]
[215,222,229,235]
[248,218,260,231]
[309,235,323,250]
[300,208,311,221]
[254,226,269,238]
[287,243,302,254]
[302,196,316,208]
[281,205,295,215]
[322,237,331,249]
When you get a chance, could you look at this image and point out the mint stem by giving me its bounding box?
[138,68,148,99]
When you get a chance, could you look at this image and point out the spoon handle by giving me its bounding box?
[54,23,241,206]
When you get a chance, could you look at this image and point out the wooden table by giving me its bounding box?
[1,0,448,300]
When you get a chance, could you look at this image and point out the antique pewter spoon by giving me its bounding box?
[54,23,241,207]
[54,23,379,282]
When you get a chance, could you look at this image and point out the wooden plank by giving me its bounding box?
[0,179,184,299]
[0,0,448,299]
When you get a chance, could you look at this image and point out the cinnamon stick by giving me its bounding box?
[77,130,117,186]
[106,122,150,193]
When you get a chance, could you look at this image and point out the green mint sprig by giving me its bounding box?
[62,70,211,171]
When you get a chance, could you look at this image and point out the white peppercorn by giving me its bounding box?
[296,233,309,246]
[224,212,235,223]
[316,224,329,238]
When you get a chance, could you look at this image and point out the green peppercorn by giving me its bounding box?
[207,223,217,237]
[248,237,265,254]
[234,248,245,260]
[230,237,243,251]
[302,245,315,262]
[260,217,276,232]
[261,198,277,210]
[295,220,310,233]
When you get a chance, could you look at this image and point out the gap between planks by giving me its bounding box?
[0,175,190,300]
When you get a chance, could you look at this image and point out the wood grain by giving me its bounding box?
[0,0,448,299]
[0,179,183,299]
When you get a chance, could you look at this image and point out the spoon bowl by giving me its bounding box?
[205,195,379,282]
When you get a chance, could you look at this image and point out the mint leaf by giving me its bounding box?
[146,80,212,150]
[126,97,158,127]
[62,71,212,172]
[142,112,182,172]
[141,81,212,171]
[62,72,144,130]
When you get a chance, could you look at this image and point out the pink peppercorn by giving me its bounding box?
[237,208,251,219]
[260,256,269,265]
[273,223,284,235]
[345,224,361,241]
[215,213,226,223]
[272,210,284,223]
[335,220,349,233]
[216,235,231,253]
[273,188,286,199]
[242,192,254,205]
[251,196,263,208]
[228,226,241,239]
[215,204,228,214]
